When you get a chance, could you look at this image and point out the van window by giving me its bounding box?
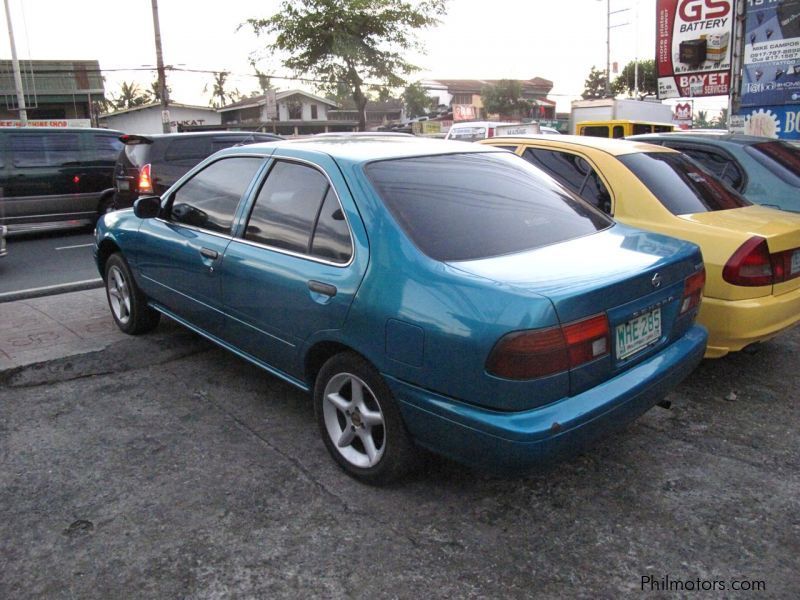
[632,124,653,135]
[366,152,611,262]
[93,134,124,162]
[165,137,211,162]
[613,125,625,138]
[582,126,609,138]
[10,132,82,167]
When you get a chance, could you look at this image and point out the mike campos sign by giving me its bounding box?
[656,0,734,98]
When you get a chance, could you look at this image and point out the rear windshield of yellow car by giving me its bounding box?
[618,152,751,215]
[366,152,612,261]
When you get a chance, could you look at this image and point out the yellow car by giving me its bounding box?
[480,135,800,358]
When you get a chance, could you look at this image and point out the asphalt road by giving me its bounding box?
[1,313,798,598]
[0,229,100,299]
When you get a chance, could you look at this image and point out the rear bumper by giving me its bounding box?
[700,287,800,358]
[388,324,707,473]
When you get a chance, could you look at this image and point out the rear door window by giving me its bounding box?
[618,152,751,215]
[245,161,330,255]
[366,152,611,262]
[169,157,263,234]
[522,148,612,212]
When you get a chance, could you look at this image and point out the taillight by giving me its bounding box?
[769,248,800,283]
[138,163,153,193]
[486,313,609,380]
[487,127,495,138]
[680,268,706,314]
[723,237,773,286]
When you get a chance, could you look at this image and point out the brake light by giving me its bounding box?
[486,313,609,380]
[723,237,773,286]
[487,127,495,138]
[769,248,800,283]
[680,268,706,314]
[138,163,153,193]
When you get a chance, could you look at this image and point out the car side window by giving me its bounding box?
[10,133,82,167]
[311,188,353,263]
[675,147,744,191]
[93,134,124,163]
[169,157,263,234]
[165,137,212,162]
[244,161,330,255]
[522,148,611,212]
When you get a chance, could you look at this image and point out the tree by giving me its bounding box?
[402,82,434,117]
[244,0,447,131]
[712,107,728,129]
[205,71,241,108]
[695,110,710,129]
[581,66,609,100]
[611,59,657,98]
[149,79,171,103]
[112,81,150,110]
[250,59,275,95]
[480,80,531,119]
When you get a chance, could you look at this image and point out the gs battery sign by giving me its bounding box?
[656,0,735,98]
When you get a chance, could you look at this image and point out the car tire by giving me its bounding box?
[314,352,418,485]
[104,253,160,335]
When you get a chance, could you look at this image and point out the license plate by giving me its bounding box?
[791,250,800,275]
[615,308,662,360]
[117,180,129,191]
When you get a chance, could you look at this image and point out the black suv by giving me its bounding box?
[113,131,282,208]
[0,126,124,233]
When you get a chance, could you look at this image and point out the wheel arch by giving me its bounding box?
[304,340,369,388]
[96,238,121,279]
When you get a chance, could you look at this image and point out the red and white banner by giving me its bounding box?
[656,0,734,99]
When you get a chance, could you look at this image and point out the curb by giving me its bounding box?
[0,278,104,303]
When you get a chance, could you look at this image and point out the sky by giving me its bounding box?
[0,0,727,115]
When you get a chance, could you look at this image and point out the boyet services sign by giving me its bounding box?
[656,0,735,98]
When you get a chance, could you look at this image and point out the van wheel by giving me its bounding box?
[104,253,160,335]
[314,352,418,485]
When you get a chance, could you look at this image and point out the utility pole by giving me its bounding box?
[603,0,629,98]
[150,0,170,133]
[3,0,28,126]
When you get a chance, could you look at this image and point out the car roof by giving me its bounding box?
[231,135,505,162]
[0,127,123,133]
[485,134,675,156]
[628,131,773,145]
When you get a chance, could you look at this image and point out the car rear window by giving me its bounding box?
[619,152,751,215]
[747,141,800,185]
[365,152,612,262]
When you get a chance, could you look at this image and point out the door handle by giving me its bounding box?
[200,247,219,260]
[308,280,337,297]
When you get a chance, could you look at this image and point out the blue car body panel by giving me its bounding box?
[94,138,707,472]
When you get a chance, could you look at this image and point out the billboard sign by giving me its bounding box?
[453,104,477,121]
[741,0,800,107]
[656,0,735,98]
[736,104,800,139]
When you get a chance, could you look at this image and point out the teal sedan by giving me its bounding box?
[94,136,707,484]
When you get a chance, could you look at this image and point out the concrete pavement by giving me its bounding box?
[0,288,125,372]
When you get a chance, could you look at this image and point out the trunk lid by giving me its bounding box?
[450,224,704,395]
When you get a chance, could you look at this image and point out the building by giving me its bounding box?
[100,103,221,134]
[422,77,557,122]
[0,59,105,126]
[218,90,356,135]
[328,99,406,129]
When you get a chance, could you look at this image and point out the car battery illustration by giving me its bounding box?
[679,39,707,67]
[702,32,729,62]
[778,0,800,39]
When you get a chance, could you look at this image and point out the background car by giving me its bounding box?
[481,135,800,358]
[113,131,283,209]
[444,121,515,142]
[0,126,124,233]
[94,136,706,483]
[629,132,800,213]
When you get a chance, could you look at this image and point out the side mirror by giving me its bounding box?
[133,196,162,219]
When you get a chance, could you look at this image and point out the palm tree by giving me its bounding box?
[112,81,150,110]
[205,71,236,108]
